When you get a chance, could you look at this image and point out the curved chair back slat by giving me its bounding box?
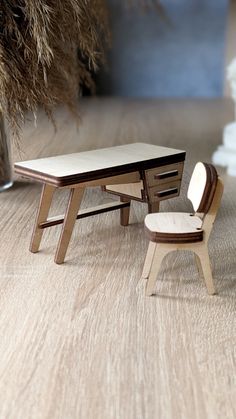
[187,162,218,214]
[201,177,224,242]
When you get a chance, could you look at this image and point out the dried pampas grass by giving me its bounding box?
[0,0,162,138]
[0,0,109,137]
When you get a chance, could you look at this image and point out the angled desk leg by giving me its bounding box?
[55,187,84,264]
[120,196,131,226]
[30,183,56,253]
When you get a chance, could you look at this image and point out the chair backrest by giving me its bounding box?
[201,177,224,238]
[187,162,218,214]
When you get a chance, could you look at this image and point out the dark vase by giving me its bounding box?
[0,113,13,191]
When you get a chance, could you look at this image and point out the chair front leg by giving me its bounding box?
[146,245,168,296]
[194,254,204,279]
[142,241,156,279]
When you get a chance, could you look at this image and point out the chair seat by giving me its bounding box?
[145,212,203,243]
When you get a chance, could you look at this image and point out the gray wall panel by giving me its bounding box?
[97,0,228,97]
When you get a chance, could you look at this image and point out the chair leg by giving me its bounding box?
[142,241,156,279]
[120,197,131,226]
[54,188,84,264]
[30,184,56,253]
[195,248,216,295]
[146,245,168,296]
[194,254,204,279]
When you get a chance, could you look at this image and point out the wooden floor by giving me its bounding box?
[0,98,236,419]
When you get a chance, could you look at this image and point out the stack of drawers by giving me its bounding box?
[104,161,184,211]
[144,162,184,203]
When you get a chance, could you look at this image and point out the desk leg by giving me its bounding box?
[144,182,160,213]
[55,187,84,264]
[120,197,131,226]
[148,201,160,213]
[30,184,56,253]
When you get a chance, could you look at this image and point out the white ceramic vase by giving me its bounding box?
[212,121,236,176]
[212,58,236,177]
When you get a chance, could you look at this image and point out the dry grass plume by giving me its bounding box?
[0,0,109,137]
[0,0,162,138]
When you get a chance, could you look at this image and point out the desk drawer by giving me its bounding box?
[145,162,184,187]
[148,181,181,202]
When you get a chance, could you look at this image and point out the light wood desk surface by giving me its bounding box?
[0,98,235,419]
[14,143,185,264]
[15,142,185,186]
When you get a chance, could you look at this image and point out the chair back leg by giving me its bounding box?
[193,247,216,295]
[194,254,204,279]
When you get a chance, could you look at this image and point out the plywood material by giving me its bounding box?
[187,162,218,213]
[15,143,186,263]
[105,181,144,200]
[30,183,56,253]
[145,212,202,234]
[54,188,84,264]
[144,162,223,295]
[0,98,235,419]
[147,180,181,202]
[145,162,184,187]
[15,142,185,187]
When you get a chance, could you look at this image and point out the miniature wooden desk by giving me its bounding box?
[15,143,186,264]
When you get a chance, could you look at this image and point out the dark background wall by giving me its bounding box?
[96,0,229,97]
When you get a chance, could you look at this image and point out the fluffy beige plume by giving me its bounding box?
[0,0,161,137]
[0,0,109,136]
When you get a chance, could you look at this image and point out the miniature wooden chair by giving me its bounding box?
[142,162,224,296]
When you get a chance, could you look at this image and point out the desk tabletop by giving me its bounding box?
[15,142,185,186]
